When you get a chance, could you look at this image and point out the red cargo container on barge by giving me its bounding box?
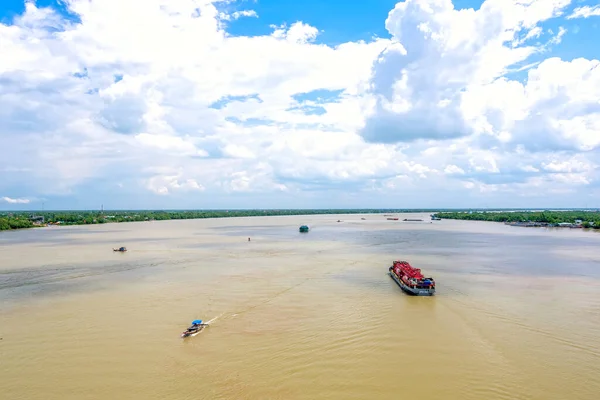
[388,260,435,296]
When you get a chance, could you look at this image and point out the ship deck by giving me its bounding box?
[389,269,435,296]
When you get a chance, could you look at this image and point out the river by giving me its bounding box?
[1,214,599,400]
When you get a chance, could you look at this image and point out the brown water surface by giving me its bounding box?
[1,214,599,400]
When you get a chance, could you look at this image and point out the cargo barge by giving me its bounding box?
[388,260,435,296]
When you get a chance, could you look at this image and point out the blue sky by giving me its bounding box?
[224,0,400,44]
[1,0,600,210]
[1,0,77,23]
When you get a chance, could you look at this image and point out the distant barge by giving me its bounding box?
[388,260,435,296]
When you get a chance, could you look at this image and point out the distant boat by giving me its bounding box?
[387,217,399,220]
[113,246,127,252]
[403,218,423,222]
[388,260,435,296]
[299,225,309,233]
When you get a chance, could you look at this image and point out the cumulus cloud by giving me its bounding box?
[469,57,600,153]
[0,0,599,208]
[359,0,573,144]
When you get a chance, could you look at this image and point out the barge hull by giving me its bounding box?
[389,269,435,296]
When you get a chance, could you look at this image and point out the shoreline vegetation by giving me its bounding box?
[434,210,600,229]
[1,208,599,232]
[0,208,438,231]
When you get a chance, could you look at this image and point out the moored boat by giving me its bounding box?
[388,260,435,296]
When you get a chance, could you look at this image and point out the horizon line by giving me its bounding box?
[2,207,600,212]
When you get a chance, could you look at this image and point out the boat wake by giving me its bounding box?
[204,313,224,325]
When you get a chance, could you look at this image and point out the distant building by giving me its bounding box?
[29,216,45,225]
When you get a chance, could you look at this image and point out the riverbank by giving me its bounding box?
[0,208,447,231]
[434,210,600,229]
[4,208,600,232]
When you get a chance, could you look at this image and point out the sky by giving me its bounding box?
[1,0,600,210]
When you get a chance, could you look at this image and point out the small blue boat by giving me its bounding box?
[181,319,209,338]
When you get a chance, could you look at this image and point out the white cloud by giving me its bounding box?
[567,5,600,19]
[0,0,599,208]
[271,21,319,44]
[145,173,205,195]
[444,165,465,175]
[473,57,600,152]
[1,197,31,204]
[135,133,209,157]
[359,0,573,144]
[545,26,568,45]
[220,9,258,21]
[222,144,256,159]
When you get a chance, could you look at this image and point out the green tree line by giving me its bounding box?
[0,208,446,231]
[434,210,600,228]
[5,208,599,232]
[0,216,34,231]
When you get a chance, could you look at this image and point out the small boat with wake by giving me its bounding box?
[113,246,127,252]
[389,260,435,296]
[181,319,209,338]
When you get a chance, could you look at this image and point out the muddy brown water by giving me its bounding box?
[1,214,599,400]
